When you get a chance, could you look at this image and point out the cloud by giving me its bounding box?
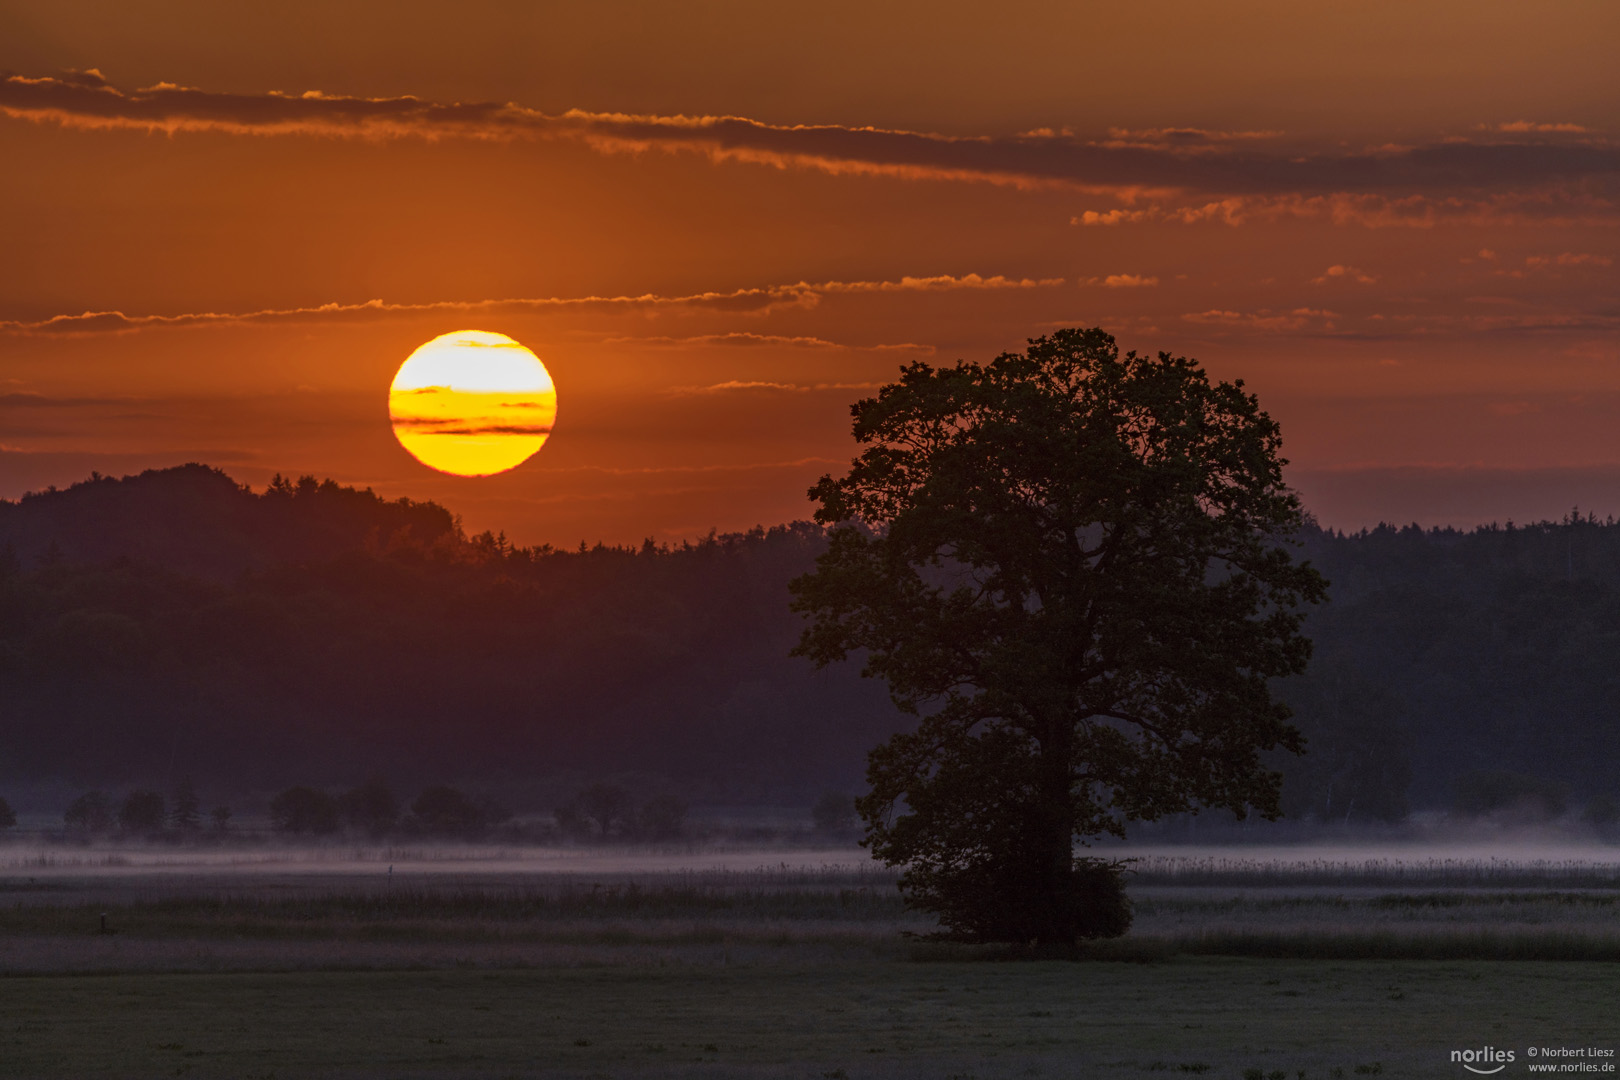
[1074,188,1620,230]
[1,273,1052,337]
[4,72,1618,208]
[1181,308,1339,332]
[1081,274,1159,288]
[1524,252,1614,269]
[667,381,884,397]
[1312,265,1378,284]
[1102,127,1285,148]
[392,423,554,435]
[546,456,843,476]
[1490,121,1590,134]
[0,391,129,407]
[1494,251,1616,278]
[805,273,1064,292]
[603,331,935,353]
[0,289,819,336]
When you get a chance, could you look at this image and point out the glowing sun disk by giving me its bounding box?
[389,330,557,476]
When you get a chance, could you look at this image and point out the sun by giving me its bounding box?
[388,331,557,476]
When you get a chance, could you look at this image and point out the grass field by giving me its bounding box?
[5,959,1614,1078]
[2,845,1617,1078]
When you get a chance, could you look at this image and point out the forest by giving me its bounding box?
[1,464,1617,821]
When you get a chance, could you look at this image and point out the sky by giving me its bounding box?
[1,0,1617,545]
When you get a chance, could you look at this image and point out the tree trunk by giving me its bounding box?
[1032,719,1077,944]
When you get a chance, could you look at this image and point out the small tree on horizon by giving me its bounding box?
[170,775,201,830]
[410,785,486,834]
[118,791,167,834]
[0,796,16,830]
[791,328,1325,944]
[635,793,688,841]
[269,786,339,834]
[340,776,400,836]
[557,783,634,840]
[64,791,113,832]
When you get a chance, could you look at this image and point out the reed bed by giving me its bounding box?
[9,849,1620,972]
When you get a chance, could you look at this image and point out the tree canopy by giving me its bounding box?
[791,328,1326,942]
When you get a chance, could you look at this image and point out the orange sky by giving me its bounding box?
[2,1,1618,543]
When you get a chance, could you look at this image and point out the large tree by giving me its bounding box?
[790,328,1326,944]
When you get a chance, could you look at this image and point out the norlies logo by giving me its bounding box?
[1453,1047,1516,1074]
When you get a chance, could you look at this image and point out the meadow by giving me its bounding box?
[2,842,1618,1078]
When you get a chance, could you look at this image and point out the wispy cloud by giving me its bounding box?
[1182,308,1339,332]
[1489,121,1590,134]
[1491,251,1617,278]
[1074,189,1620,229]
[3,71,1616,210]
[1524,252,1614,269]
[0,273,1051,337]
[1313,265,1378,284]
[0,290,811,335]
[0,391,129,407]
[1081,274,1159,288]
[603,331,934,352]
[666,381,884,396]
[391,421,554,435]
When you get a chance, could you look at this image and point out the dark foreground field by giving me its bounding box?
[2,845,1617,1079]
[7,958,1613,1079]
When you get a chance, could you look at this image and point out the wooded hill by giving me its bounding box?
[1,465,1616,818]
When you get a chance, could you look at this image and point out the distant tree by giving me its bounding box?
[64,791,113,832]
[210,805,233,831]
[339,776,400,835]
[118,791,167,833]
[410,786,484,833]
[1452,772,1567,821]
[575,783,633,839]
[791,329,1325,944]
[473,794,513,829]
[811,791,857,834]
[268,786,340,834]
[635,793,688,841]
[0,796,16,830]
[553,803,589,840]
[170,775,201,830]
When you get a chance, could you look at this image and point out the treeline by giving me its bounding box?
[1279,514,1620,823]
[0,464,455,580]
[12,776,867,843]
[0,466,902,802]
[3,466,1620,821]
[39,776,687,842]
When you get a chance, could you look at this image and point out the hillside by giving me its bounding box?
[0,465,455,580]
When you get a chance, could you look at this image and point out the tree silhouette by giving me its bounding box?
[268,786,339,834]
[339,776,400,835]
[571,783,633,839]
[635,793,688,841]
[118,791,166,833]
[170,775,201,830]
[64,791,113,832]
[410,786,480,832]
[0,795,15,830]
[792,329,1325,943]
